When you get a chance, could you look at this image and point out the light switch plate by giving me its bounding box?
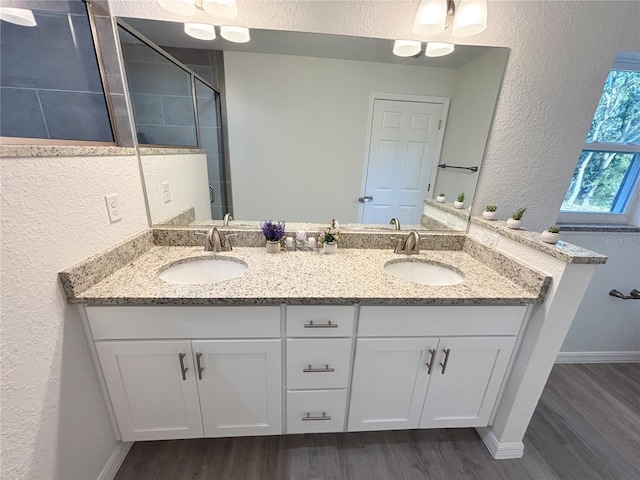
[105,194,122,223]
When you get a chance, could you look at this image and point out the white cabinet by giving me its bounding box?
[194,339,281,437]
[88,306,282,442]
[96,340,204,441]
[347,337,438,431]
[348,306,525,433]
[419,336,516,428]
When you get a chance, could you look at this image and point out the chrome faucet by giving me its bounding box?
[223,213,233,226]
[389,218,401,230]
[391,231,420,255]
[204,227,235,252]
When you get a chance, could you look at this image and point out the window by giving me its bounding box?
[0,2,113,143]
[560,54,640,223]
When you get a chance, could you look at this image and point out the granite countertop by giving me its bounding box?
[70,245,548,306]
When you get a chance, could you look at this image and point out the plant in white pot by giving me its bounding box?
[453,192,465,209]
[541,225,561,244]
[319,220,340,254]
[261,220,286,253]
[436,193,446,203]
[482,204,497,220]
[507,207,526,229]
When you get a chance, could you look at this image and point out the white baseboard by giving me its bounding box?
[476,427,524,460]
[97,441,133,480]
[555,351,640,364]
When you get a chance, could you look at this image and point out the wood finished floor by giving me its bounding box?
[114,363,640,480]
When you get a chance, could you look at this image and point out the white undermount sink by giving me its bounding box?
[384,260,464,286]
[159,258,247,285]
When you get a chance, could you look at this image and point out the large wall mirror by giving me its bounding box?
[117,18,509,232]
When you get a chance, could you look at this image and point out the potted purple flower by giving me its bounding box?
[261,220,286,253]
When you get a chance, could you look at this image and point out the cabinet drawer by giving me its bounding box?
[358,306,526,337]
[286,306,355,337]
[287,338,352,389]
[286,390,347,434]
[87,306,281,340]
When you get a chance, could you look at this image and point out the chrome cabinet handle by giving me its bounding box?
[304,320,338,328]
[358,196,373,203]
[439,348,451,374]
[178,352,188,381]
[302,412,331,421]
[426,348,436,374]
[303,364,335,373]
[196,352,204,380]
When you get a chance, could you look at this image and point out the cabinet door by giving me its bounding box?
[347,337,438,432]
[193,339,282,437]
[419,336,516,428]
[96,340,203,441]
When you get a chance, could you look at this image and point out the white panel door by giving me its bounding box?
[96,340,203,441]
[347,337,438,432]
[193,339,282,437]
[361,99,444,224]
[419,336,516,428]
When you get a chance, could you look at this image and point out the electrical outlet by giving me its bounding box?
[105,194,122,223]
[161,181,171,203]
[482,232,499,248]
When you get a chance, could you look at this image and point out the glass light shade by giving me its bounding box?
[0,7,36,27]
[392,40,422,57]
[158,0,196,16]
[184,23,216,40]
[411,0,447,37]
[220,25,250,43]
[425,42,455,57]
[202,0,238,20]
[451,0,487,38]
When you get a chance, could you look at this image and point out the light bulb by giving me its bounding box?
[393,40,422,57]
[425,42,455,57]
[412,0,447,37]
[0,7,37,27]
[220,25,250,43]
[184,23,216,40]
[451,0,487,38]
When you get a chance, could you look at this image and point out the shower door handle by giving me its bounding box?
[209,185,215,204]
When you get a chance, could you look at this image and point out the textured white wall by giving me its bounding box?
[1,153,149,479]
[112,0,640,231]
[225,51,455,222]
[141,152,211,224]
[560,231,640,353]
[434,48,509,204]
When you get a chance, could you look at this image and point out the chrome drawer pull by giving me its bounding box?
[304,320,338,328]
[303,364,335,373]
[178,352,188,381]
[302,412,331,421]
[196,352,204,380]
[440,348,451,374]
[426,348,436,375]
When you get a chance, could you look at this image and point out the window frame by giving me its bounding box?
[558,60,640,225]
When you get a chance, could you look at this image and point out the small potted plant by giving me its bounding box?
[507,208,526,229]
[453,192,465,209]
[261,220,286,253]
[482,204,498,220]
[436,193,446,203]
[319,220,340,254]
[541,225,561,244]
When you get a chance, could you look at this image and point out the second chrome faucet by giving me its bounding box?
[391,231,421,254]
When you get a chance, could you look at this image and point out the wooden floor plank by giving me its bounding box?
[114,363,640,480]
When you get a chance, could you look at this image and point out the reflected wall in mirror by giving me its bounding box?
[118,18,509,231]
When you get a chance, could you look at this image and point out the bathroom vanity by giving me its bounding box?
[60,224,605,459]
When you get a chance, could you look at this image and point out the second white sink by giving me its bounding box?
[385,260,464,286]
[159,258,247,285]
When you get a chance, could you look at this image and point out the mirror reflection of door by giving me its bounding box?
[360,97,448,224]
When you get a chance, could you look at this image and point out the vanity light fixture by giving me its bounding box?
[392,39,422,57]
[184,22,216,40]
[425,42,455,57]
[220,25,250,43]
[0,7,37,27]
[412,0,487,39]
[158,0,238,20]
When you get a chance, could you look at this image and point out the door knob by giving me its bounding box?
[358,196,373,203]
